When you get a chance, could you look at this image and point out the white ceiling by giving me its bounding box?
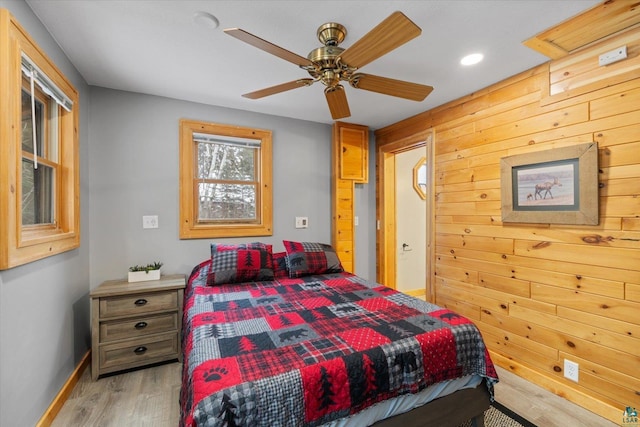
[25,0,601,130]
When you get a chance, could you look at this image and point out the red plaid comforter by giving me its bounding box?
[180,260,498,427]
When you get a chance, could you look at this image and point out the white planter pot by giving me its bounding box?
[128,269,161,283]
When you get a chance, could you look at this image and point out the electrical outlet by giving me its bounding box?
[564,359,579,382]
[142,215,158,229]
[295,217,308,229]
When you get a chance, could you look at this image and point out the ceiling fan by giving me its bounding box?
[224,11,434,120]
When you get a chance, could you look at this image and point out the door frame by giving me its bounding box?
[376,129,435,301]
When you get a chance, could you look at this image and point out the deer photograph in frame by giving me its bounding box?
[500,142,599,225]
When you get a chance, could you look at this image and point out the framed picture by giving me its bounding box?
[500,142,599,225]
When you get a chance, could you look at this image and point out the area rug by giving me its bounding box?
[458,401,538,427]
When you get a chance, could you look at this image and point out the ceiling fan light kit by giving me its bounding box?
[224,11,433,120]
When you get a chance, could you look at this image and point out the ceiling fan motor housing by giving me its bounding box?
[307,45,344,67]
[307,22,352,87]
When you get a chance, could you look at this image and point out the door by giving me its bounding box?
[395,148,427,298]
[376,130,434,301]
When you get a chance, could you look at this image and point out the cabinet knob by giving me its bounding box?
[134,298,147,306]
[134,321,148,330]
[133,346,147,355]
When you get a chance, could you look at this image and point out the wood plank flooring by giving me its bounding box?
[494,367,616,427]
[50,362,617,426]
[51,362,181,427]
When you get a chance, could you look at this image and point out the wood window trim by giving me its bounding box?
[179,119,273,239]
[0,9,80,270]
[412,156,427,200]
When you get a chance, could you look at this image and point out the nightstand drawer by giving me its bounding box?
[99,312,178,343]
[99,332,179,371]
[99,290,177,318]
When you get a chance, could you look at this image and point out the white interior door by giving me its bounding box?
[394,147,427,294]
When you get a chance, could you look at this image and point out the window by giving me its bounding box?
[179,119,272,238]
[413,157,427,200]
[21,75,55,227]
[0,10,80,270]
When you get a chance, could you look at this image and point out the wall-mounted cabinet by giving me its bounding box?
[335,122,368,183]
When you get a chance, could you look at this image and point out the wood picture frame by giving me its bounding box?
[500,142,599,225]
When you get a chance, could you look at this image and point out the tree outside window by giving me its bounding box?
[179,120,272,238]
[196,135,258,222]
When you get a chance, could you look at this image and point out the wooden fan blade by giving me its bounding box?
[243,79,314,99]
[339,11,421,69]
[325,85,351,120]
[225,28,314,67]
[350,73,433,101]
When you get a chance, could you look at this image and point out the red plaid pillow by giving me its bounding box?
[207,243,274,285]
[282,241,344,278]
[272,251,289,279]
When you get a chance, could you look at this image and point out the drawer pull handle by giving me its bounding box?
[134,321,148,330]
[134,299,148,306]
[134,346,147,355]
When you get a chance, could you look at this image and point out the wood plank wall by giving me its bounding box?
[375,28,640,424]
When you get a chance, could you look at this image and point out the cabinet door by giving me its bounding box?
[336,123,368,183]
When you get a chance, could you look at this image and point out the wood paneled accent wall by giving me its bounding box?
[375,27,640,424]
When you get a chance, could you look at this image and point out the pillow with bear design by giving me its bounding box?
[282,240,343,278]
[272,251,289,279]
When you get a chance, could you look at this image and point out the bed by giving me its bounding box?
[180,241,498,427]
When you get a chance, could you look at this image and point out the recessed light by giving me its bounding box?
[194,11,219,29]
[460,53,483,66]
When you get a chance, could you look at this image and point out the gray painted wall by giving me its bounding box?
[88,87,377,285]
[0,2,376,425]
[88,87,376,284]
[0,1,91,426]
[355,132,377,281]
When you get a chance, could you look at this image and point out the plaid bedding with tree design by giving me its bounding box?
[180,260,498,427]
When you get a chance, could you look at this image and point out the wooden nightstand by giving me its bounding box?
[90,274,186,380]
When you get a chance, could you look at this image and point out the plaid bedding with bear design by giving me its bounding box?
[180,260,498,427]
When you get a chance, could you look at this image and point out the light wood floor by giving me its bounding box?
[493,367,616,427]
[51,362,616,427]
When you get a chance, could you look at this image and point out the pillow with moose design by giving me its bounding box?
[207,242,274,285]
[282,240,344,278]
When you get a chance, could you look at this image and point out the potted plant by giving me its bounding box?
[128,261,163,282]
